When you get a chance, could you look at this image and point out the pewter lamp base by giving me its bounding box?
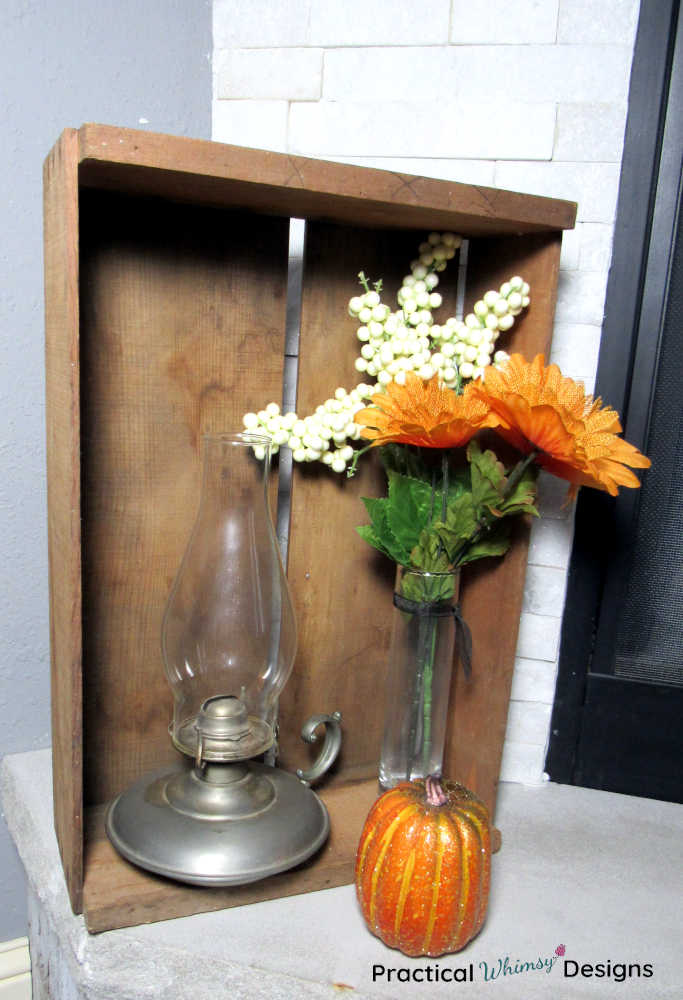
[106,759,330,886]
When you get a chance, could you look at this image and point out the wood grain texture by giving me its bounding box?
[445,233,564,819]
[75,124,577,237]
[44,128,83,913]
[78,191,290,807]
[82,777,380,933]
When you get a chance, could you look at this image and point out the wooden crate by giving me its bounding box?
[45,124,575,933]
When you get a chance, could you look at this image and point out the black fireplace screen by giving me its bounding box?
[614,214,683,687]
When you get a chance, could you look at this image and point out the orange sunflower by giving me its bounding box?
[354,371,498,448]
[470,354,651,496]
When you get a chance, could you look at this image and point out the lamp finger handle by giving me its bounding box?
[296,711,343,786]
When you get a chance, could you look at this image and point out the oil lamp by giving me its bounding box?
[106,432,341,885]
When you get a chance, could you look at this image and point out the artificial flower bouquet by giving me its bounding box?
[243,231,650,782]
[244,230,649,582]
[242,230,649,787]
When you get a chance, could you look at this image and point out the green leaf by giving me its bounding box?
[497,465,540,518]
[385,469,434,553]
[380,444,469,505]
[456,521,512,565]
[430,495,478,564]
[355,524,387,556]
[359,496,410,564]
[409,528,452,574]
[355,525,401,562]
[468,440,508,515]
[360,494,388,527]
[445,466,470,502]
[356,443,535,574]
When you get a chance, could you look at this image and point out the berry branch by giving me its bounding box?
[243,231,530,475]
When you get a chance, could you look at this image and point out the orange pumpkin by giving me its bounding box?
[355,776,491,957]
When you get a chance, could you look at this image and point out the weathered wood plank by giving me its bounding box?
[44,128,83,914]
[75,123,577,237]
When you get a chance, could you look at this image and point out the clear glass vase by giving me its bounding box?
[161,432,296,762]
[379,566,460,790]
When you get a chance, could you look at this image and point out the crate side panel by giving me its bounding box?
[445,232,564,819]
[279,223,462,779]
[78,191,290,806]
[44,129,84,912]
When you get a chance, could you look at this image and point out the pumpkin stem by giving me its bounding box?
[425,775,448,807]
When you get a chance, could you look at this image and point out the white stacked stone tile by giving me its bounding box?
[528,517,575,569]
[214,49,323,101]
[322,46,456,101]
[578,223,616,272]
[511,657,560,704]
[550,322,603,380]
[557,0,640,45]
[515,612,562,663]
[211,0,639,785]
[559,226,581,270]
[449,45,631,103]
[288,100,555,159]
[499,740,549,784]
[554,103,628,162]
[523,565,568,618]
[212,100,288,152]
[555,269,610,325]
[308,0,450,45]
[505,700,554,745]
[322,44,631,103]
[213,0,313,48]
[449,0,560,44]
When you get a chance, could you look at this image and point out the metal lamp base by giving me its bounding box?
[105,759,330,886]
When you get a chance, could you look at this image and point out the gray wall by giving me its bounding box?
[0,0,211,940]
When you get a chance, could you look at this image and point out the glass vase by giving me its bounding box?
[379,566,461,790]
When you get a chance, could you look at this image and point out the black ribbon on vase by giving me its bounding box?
[392,592,473,681]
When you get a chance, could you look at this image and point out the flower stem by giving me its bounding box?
[421,618,438,774]
[421,455,449,772]
[346,442,374,478]
[406,611,431,781]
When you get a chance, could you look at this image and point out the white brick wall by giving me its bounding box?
[289,100,556,158]
[212,0,641,785]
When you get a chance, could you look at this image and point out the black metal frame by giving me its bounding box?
[546,0,682,796]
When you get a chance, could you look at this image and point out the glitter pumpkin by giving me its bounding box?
[355,777,491,957]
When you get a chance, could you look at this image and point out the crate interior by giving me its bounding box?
[75,185,560,930]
